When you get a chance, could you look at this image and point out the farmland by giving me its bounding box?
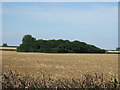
[2,50,118,79]
[0,47,16,50]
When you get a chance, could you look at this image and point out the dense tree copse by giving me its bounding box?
[17,34,105,53]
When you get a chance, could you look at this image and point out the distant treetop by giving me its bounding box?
[2,43,8,47]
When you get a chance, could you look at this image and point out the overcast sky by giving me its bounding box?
[1,2,118,50]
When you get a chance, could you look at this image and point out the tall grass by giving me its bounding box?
[1,70,119,88]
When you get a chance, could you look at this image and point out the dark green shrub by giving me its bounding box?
[2,43,8,47]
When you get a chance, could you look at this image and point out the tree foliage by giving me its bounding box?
[2,43,8,47]
[17,34,105,53]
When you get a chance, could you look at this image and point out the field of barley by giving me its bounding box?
[2,50,118,80]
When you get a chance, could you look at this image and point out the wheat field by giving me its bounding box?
[0,47,16,50]
[2,50,118,80]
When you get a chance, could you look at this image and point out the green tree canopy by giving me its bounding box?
[22,34,36,44]
[2,43,8,47]
[17,34,105,53]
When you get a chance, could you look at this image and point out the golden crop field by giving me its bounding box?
[2,50,118,79]
[0,47,16,50]
[107,50,120,53]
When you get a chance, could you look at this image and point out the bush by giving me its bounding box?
[2,43,8,47]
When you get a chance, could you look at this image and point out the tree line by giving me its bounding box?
[17,34,105,53]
